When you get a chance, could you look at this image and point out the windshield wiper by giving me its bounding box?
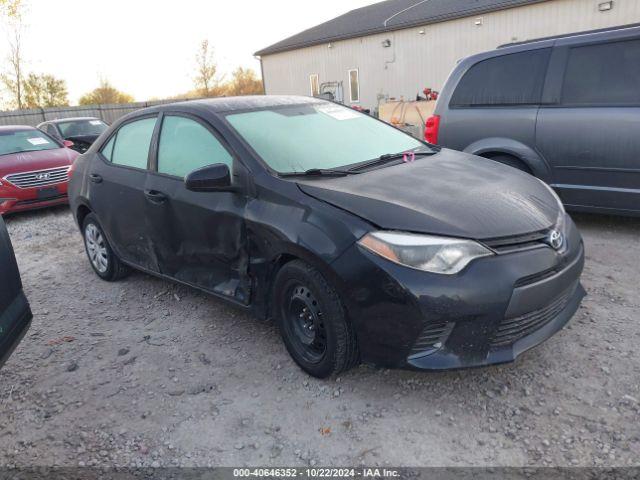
[347,148,439,173]
[279,168,359,178]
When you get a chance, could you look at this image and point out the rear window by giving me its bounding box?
[450,49,551,107]
[562,39,640,105]
[57,119,108,137]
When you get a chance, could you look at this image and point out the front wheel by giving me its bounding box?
[82,213,130,281]
[274,260,358,378]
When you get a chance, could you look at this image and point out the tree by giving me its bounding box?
[23,73,68,108]
[0,0,21,18]
[79,79,133,105]
[226,67,264,96]
[193,39,225,97]
[1,2,25,109]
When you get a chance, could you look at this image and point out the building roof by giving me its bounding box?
[256,0,548,56]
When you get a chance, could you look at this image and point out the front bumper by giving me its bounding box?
[0,181,69,215]
[331,215,586,370]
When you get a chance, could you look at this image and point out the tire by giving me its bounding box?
[488,154,532,174]
[273,260,359,378]
[82,213,130,281]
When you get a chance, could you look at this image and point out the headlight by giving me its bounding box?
[358,231,494,275]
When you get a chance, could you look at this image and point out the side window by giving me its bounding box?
[450,49,551,107]
[157,115,233,178]
[562,39,640,105]
[42,124,55,138]
[101,135,115,161]
[110,117,157,169]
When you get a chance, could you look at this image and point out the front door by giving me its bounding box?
[537,39,640,213]
[143,113,250,304]
[88,115,159,270]
[0,216,32,368]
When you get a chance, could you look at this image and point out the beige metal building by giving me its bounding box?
[256,0,640,110]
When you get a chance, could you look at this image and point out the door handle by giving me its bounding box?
[144,189,168,204]
[89,174,103,184]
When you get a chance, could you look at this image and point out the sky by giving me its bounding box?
[0,0,375,104]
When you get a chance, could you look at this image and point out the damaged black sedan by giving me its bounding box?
[68,96,585,378]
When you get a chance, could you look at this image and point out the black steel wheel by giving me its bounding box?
[274,260,359,378]
[283,283,328,364]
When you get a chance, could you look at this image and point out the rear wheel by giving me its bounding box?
[82,213,130,281]
[274,260,358,378]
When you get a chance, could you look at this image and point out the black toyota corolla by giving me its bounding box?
[68,96,585,378]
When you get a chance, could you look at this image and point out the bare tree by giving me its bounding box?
[0,17,24,109]
[194,40,224,97]
[1,0,25,109]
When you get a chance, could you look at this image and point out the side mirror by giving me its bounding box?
[185,163,233,192]
[62,140,74,148]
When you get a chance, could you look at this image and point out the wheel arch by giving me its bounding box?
[463,137,550,180]
[76,202,92,229]
[253,244,349,322]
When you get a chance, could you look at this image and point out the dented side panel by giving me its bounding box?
[144,173,251,304]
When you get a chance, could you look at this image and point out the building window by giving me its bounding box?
[309,74,319,96]
[348,69,360,103]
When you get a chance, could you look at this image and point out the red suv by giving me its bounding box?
[0,126,79,215]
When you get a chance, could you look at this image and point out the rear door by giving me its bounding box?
[87,115,160,270]
[0,216,32,368]
[536,37,640,213]
[143,113,250,303]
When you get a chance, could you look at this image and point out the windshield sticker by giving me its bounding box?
[317,104,360,121]
[27,137,50,146]
[89,120,103,126]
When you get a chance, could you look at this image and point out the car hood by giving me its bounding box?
[0,148,77,176]
[297,149,559,240]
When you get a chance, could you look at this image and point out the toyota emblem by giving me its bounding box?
[548,230,564,250]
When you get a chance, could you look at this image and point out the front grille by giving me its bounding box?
[483,229,549,254]
[409,321,455,357]
[4,166,70,189]
[491,288,574,348]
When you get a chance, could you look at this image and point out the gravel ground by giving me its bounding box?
[0,206,638,468]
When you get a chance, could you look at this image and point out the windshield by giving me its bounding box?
[57,119,107,137]
[0,129,60,156]
[225,103,424,173]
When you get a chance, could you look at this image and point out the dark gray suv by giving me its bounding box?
[428,24,640,217]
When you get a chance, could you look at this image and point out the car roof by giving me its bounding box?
[0,125,37,133]
[45,117,102,124]
[499,22,640,48]
[142,95,325,116]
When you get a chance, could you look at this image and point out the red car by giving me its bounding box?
[0,126,79,215]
